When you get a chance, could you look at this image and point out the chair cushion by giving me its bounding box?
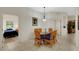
[40,33,51,40]
[40,35,46,39]
[46,33,51,40]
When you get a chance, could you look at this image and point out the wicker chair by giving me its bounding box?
[34,28,42,47]
[48,28,53,33]
[44,30,57,47]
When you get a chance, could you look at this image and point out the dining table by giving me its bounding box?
[40,32,51,40]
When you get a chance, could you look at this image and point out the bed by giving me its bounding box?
[3,29,18,38]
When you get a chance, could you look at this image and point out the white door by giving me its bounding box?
[0,15,3,49]
[55,15,67,39]
[55,15,62,37]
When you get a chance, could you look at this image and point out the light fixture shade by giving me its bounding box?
[42,18,46,22]
[42,7,46,22]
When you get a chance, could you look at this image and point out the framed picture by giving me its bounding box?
[78,16,79,30]
[32,17,38,26]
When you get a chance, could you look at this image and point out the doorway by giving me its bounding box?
[67,20,75,34]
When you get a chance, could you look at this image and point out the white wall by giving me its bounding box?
[0,8,42,42]
[74,8,79,49]
[68,16,75,21]
[0,7,74,42]
[18,8,42,41]
[41,12,68,36]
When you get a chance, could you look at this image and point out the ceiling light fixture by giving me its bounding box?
[42,7,46,22]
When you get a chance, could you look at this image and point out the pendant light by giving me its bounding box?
[42,7,46,22]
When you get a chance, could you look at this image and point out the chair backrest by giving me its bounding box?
[48,28,53,33]
[35,31,40,37]
[51,30,57,39]
[34,28,42,32]
[34,28,41,39]
[34,28,38,32]
[38,28,42,33]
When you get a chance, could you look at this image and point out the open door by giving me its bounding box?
[67,20,75,34]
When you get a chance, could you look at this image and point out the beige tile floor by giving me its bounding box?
[0,33,79,51]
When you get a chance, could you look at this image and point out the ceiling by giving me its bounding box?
[30,7,77,16]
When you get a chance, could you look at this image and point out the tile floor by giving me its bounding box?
[0,33,79,51]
